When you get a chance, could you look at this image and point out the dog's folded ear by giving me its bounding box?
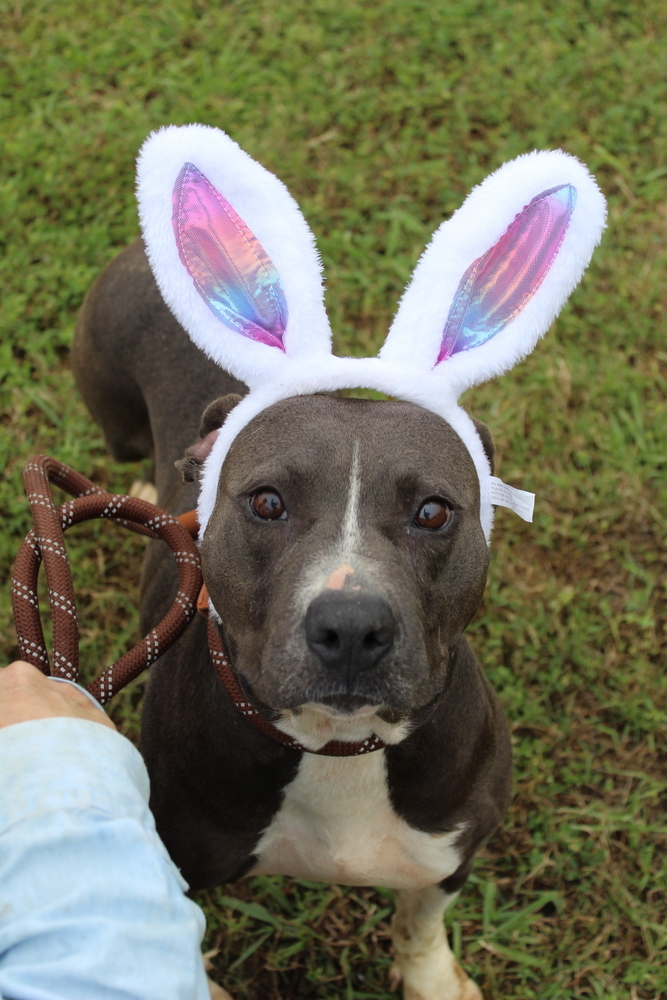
[175,394,243,482]
[198,394,244,438]
[471,418,494,474]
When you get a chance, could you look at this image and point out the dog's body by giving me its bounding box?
[71,129,607,999]
[72,238,511,999]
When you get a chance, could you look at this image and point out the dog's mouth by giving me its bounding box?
[314,694,382,716]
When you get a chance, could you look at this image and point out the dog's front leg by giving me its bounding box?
[390,885,482,1000]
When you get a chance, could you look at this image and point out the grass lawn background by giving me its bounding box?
[1,1,665,997]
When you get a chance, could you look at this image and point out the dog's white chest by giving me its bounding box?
[250,751,463,890]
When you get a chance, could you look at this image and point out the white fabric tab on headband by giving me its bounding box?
[489,476,536,522]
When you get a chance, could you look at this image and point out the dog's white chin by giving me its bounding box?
[275,701,413,751]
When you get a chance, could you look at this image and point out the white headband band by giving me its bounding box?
[137,124,606,543]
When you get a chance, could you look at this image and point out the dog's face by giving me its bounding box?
[198,394,491,720]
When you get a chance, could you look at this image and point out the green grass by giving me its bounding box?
[1,1,666,997]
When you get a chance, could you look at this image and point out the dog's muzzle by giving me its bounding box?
[305,591,397,686]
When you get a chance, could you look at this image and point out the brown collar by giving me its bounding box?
[177,511,385,758]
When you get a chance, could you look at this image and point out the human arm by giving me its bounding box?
[0,662,211,1000]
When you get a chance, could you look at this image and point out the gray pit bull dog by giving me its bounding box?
[71,127,605,999]
[72,240,507,1000]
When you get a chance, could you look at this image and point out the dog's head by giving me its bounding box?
[138,124,605,736]
[180,393,494,723]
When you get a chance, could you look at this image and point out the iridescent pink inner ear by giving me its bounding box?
[436,184,576,363]
[172,163,287,351]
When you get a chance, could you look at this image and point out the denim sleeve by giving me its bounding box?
[0,717,211,1000]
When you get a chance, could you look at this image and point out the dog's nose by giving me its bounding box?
[305,591,396,679]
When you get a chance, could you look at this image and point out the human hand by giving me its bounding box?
[0,660,116,731]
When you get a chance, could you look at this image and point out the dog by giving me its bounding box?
[71,127,605,999]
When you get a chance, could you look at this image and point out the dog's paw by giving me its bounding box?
[206,977,234,1000]
[390,956,483,1000]
[129,479,158,505]
[203,949,234,1000]
[206,975,234,1000]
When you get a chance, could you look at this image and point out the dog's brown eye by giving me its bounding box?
[250,489,286,520]
[414,498,452,530]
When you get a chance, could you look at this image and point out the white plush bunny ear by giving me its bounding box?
[137,124,332,388]
[380,150,606,397]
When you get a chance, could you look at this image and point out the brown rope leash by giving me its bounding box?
[11,455,385,755]
[11,455,202,705]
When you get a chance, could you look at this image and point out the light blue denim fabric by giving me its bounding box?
[0,714,210,1000]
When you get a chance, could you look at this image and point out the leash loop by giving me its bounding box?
[11,455,202,704]
[11,455,385,753]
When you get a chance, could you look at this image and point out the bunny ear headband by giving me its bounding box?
[137,124,606,543]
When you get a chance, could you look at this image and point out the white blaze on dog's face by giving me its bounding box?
[338,439,362,558]
[200,394,491,725]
